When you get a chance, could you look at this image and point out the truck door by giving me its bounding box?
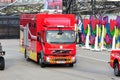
[24,24,29,47]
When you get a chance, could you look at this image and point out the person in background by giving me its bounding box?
[77,16,82,44]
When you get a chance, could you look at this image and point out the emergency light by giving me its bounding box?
[57,25,64,28]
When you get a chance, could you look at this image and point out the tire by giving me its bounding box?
[24,49,30,61]
[114,63,120,76]
[0,57,5,70]
[38,54,46,68]
[69,64,74,67]
[24,49,27,58]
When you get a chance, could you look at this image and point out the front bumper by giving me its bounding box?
[44,56,76,64]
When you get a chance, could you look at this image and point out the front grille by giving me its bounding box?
[50,57,72,63]
[52,50,70,55]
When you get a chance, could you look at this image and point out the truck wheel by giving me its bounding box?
[39,55,45,68]
[24,49,27,58]
[0,57,5,70]
[25,49,30,61]
[114,63,120,76]
[69,64,74,67]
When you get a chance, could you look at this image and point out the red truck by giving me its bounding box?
[20,13,76,67]
[110,50,120,76]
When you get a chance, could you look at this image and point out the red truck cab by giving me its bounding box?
[110,50,120,76]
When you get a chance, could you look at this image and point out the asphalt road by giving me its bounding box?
[0,39,119,80]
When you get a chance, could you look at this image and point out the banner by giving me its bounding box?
[0,0,44,3]
[44,0,62,13]
[107,0,120,1]
[0,0,16,3]
[17,0,43,3]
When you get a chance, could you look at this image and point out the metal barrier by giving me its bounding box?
[0,16,19,39]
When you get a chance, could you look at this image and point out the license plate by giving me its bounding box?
[57,61,65,64]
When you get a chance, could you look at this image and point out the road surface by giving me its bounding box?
[0,39,119,80]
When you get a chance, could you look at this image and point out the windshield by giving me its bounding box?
[46,30,75,44]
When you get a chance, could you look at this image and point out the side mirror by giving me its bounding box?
[38,32,40,35]
[37,32,41,41]
[37,36,40,41]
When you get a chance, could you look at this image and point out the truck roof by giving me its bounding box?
[37,14,76,28]
[20,13,76,30]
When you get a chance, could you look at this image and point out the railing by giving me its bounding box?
[0,16,19,39]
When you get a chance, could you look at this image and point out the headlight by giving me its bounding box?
[72,57,76,62]
[46,57,50,62]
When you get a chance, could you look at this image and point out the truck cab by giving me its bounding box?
[110,50,120,76]
[37,14,76,67]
